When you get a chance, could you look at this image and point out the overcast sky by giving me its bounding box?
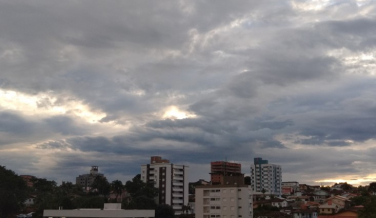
[1,0,376,186]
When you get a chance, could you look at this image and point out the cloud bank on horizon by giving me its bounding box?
[1,0,376,186]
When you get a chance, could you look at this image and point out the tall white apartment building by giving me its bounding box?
[195,185,253,218]
[141,156,188,215]
[250,157,282,196]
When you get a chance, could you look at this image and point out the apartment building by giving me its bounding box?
[76,166,105,190]
[140,156,188,215]
[195,185,252,218]
[250,157,282,196]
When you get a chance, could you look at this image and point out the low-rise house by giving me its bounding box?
[318,204,336,215]
[327,195,351,211]
[24,196,36,207]
[341,193,357,199]
[282,186,294,196]
[318,195,350,215]
[254,200,272,209]
[282,182,300,193]
[331,184,343,191]
[270,198,288,208]
[303,201,320,209]
[318,210,358,218]
[292,209,318,218]
[309,186,321,191]
[314,190,330,197]
[313,190,330,202]
[255,211,292,218]
[287,196,310,202]
[300,184,309,191]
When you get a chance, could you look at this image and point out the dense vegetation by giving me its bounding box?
[0,165,172,218]
[0,166,28,218]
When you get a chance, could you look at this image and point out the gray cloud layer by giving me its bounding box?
[1,0,376,185]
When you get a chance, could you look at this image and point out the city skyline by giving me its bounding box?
[1,1,376,186]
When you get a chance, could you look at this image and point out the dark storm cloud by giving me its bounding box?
[299,116,376,144]
[0,111,34,135]
[43,116,86,136]
[0,110,90,146]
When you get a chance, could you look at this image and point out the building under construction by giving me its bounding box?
[210,161,244,185]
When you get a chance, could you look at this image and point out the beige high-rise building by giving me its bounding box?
[195,185,253,218]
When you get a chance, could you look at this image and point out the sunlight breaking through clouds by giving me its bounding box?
[162,106,197,120]
[0,89,106,123]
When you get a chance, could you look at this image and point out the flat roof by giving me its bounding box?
[195,184,248,188]
[43,209,154,218]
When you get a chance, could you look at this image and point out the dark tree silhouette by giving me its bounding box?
[111,180,123,202]
[91,176,110,196]
[0,166,28,218]
[358,196,376,218]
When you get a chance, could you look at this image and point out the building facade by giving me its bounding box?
[76,166,105,190]
[210,161,244,185]
[141,156,189,215]
[195,185,252,218]
[250,157,282,196]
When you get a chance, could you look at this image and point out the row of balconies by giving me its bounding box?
[172,192,183,197]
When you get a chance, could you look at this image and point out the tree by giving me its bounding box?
[111,180,123,202]
[351,196,369,206]
[125,174,158,199]
[32,178,63,218]
[123,174,158,210]
[155,204,174,218]
[261,188,266,197]
[60,181,83,195]
[0,166,28,218]
[358,196,376,218]
[182,204,191,214]
[123,196,156,209]
[91,176,110,196]
[340,182,353,191]
[368,182,376,193]
[32,178,57,193]
[244,176,251,185]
